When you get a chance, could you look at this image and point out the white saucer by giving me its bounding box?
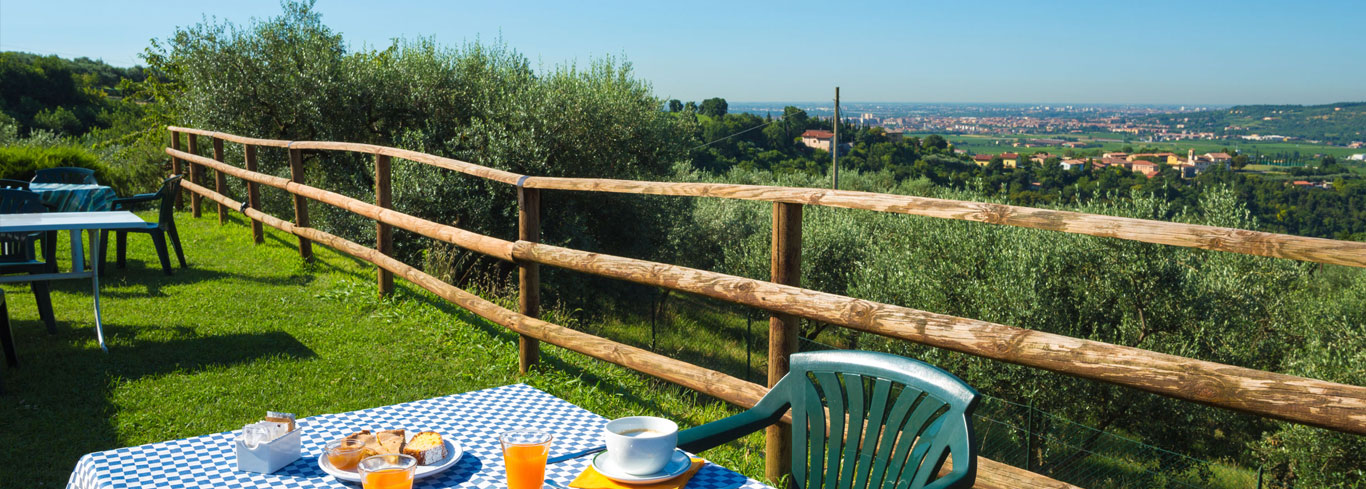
[318,438,463,482]
[591,449,692,484]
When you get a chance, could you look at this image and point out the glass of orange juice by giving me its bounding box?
[358,454,418,489]
[326,438,366,471]
[501,429,553,489]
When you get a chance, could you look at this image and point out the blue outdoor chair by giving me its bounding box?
[31,167,97,185]
[0,189,59,333]
[99,175,185,275]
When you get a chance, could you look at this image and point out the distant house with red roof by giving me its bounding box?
[801,130,835,151]
[971,152,1019,168]
[1131,160,1160,178]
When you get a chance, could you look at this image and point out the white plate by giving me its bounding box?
[318,437,463,482]
[591,449,692,484]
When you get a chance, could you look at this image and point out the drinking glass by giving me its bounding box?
[501,429,553,489]
[358,454,417,489]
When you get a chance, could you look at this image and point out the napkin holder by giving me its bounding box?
[235,428,301,474]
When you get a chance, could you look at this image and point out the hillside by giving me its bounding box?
[1146,102,1366,144]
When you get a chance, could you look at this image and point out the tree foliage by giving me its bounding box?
[138,0,691,298]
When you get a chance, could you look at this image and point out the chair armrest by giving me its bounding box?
[112,193,158,209]
[677,376,799,453]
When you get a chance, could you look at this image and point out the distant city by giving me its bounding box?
[727,102,1351,146]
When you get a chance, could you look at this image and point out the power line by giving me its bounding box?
[688,114,795,151]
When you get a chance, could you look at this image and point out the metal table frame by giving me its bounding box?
[0,211,148,351]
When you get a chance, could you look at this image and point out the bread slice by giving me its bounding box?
[403,431,447,465]
[345,430,382,458]
[376,429,406,454]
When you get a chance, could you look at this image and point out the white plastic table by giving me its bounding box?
[29,182,119,271]
[0,211,148,351]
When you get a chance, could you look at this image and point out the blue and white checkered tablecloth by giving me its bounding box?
[66,384,769,489]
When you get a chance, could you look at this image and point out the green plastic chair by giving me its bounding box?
[98,175,186,275]
[31,167,97,185]
[0,189,59,333]
[677,351,980,489]
[1,289,8,393]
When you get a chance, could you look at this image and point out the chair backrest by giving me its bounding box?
[0,179,30,190]
[0,188,47,215]
[783,351,979,489]
[32,167,97,185]
[0,189,48,261]
[155,175,183,228]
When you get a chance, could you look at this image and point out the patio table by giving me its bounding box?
[29,182,119,271]
[67,383,770,489]
[0,211,147,352]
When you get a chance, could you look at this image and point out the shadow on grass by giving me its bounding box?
[0,325,315,488]
[390,281,719,422]
[85,263,316,299]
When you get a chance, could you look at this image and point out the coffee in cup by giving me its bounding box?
[603,416,678,475]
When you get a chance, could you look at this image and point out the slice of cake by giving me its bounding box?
[403,431,447,465]
[376,429,406,454]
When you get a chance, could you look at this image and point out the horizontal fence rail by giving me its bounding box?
[166,127,1366,487]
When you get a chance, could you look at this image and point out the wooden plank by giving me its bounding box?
[288,147,312,261]
[767,202,802,483]
[187,133,201,218]
[182,179,1080,489]
[517,178,1366,268]
[166,148,516,261]
[244,145,264,244]
[375,154,394,296]
[212,137,227,225]
[170,131,183,210]
[510,241,1366,435]
[287,141,524,185]
[518,187,541,373]
[167,126,291,148]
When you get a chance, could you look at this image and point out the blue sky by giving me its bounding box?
[2,0,1363,105]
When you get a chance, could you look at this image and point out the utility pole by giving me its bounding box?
[832,86,840,190]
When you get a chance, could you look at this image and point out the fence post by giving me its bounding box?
[170,130,184,210]
[213,137,227,225]
[288,147,313,261]
[243,145,264,244]
[517,185,541,373]
[767,202,802,484]
[188,134,202,218]
[375,154,393,296]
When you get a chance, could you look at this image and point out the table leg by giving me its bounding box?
[1,290,16,368]
[70,230,85,272]
[90,230,107,353]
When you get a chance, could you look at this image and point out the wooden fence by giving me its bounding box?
[165,126,1366,488]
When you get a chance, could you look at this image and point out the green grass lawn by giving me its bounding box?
[0,211,766,488]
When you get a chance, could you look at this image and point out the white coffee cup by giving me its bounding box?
[604,416,678,475]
